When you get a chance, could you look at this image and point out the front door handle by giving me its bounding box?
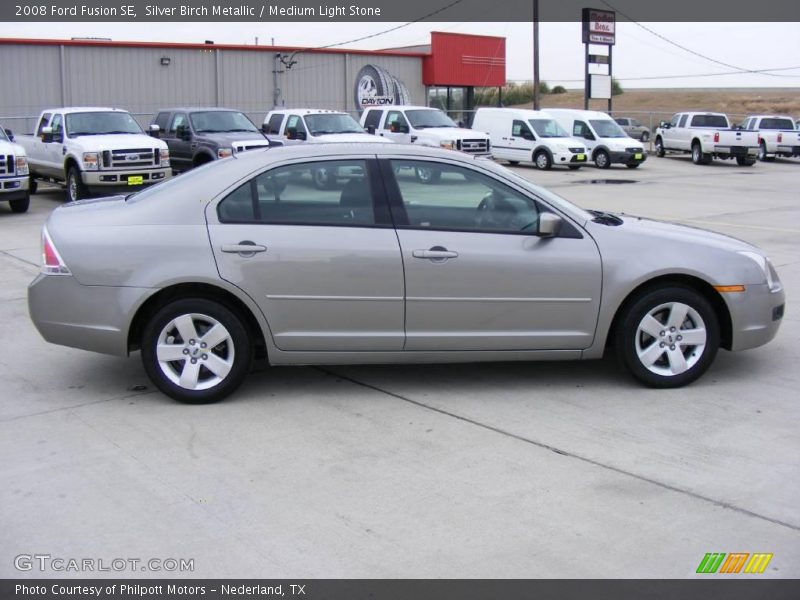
[221,241,267,256]
[412,247,458,262]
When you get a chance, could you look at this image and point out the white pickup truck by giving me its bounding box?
[360,106,492,158]
[0,126,30,213]
[741,115,800,161]
[654,112,758,166]
[16,107,171,202]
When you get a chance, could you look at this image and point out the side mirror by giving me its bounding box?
[261,123,270,134]
[399,125,410,134]
[286,127,297,140]
[366,125,375,135]
[389,123,399,133]
[537,213,562,238]
[176,124,191,141]
[41,126,54,143]
[4,128,13,141]
[659,122,670,129]
[148,124,161,137]
[295,130,307,141]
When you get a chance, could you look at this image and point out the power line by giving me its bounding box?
[601,0,798,78]
[518,65,800,84]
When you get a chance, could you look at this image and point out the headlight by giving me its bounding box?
[82,152,99,170]
[218,148,233,159]
[738,251,782,292]
[160,148,170,167]
[439,140,456,150]
[15,156,29,176]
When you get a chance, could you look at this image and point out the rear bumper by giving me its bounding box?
[713,146,758,157]
[28,274,153,356]
[776,145,800,156]
[725,283,785,352]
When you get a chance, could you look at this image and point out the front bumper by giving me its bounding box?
[82,167,171,192]
[28,274,154,356]
[553,151,588,165]
[608,150,647,165]
[0,175,29,199]
[725,283,785,352]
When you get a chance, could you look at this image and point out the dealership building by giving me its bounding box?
[0,32,505,131]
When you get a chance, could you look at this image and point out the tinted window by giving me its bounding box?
[363,109,382,131]
[385,111,408,130]
[759,118,794,130]
[573,121,592,138]
[285,115,306,136]
[266,114,284,134]
[169,113,188,134]
[218,160,374,226]
[512,120,533,138]
[678,115,688,127]
[390,160,540,234]
[529,119,568,138]
[615,118,628,126]
[154,112,170,131]
[690,115,728,128]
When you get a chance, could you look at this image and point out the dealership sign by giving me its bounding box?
[582,8,615,45]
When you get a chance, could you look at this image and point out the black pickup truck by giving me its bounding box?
[150,107,280,172]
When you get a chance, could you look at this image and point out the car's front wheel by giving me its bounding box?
[615,286,720,388]
[141,298,253,403]
[66,167,87,202]
[594,149,611,169]
[9,193,30,213]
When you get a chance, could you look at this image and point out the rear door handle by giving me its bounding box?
[412,247,458,261]
[221,242,267,255]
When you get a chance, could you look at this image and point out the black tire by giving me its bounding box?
[654,136,665,157]
[594,149,611,169]
[615,286,720,388]
[641,131,650,142]
[66,166,87,202]
[141,298,253,403]
[567,165,582,170]
[9,193,30,213]
[29,176,38,195]
[414,166,441,184]
[533,150,553,170]
[736,156,756,167]
[354,64,396,114]
[691,142,710,165]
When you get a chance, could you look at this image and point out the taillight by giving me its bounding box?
[714,132,720,143]
[41,227,71,275]
[778,133,783,143]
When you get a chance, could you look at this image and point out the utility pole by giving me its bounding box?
[532,0,540,110]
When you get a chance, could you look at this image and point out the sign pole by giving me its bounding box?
[584,42,589,110]
[533,0,540,110]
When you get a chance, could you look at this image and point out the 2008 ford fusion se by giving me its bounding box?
[28,143,784,403]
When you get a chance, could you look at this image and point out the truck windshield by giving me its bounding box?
[66,112,143,136]
[304,113,364,135]
[588,120,628,138]
[759,118,794,130]
[528,119,569,138]
[190,111,260,133]
[406,110,457,129]
[690,115,729,128]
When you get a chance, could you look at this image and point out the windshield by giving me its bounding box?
[65,112,143,136]
[588,119,628,138]
[406,110,457,129]
[528,119,569,138]
[190,111,259,133]
[759,118,794,130]
[304,113,364,135]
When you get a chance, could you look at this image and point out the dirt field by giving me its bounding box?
[512,88,800,126]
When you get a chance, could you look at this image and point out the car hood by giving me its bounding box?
[0,140,25,156]
[308,133,392,143]
[71,133,168,150]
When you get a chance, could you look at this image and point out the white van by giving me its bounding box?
[472,108,587,170]
[360,105,491,157]
[545,109,646,169]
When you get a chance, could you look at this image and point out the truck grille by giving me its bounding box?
[102,148,159,169]
[457,139,490,154]
[0,154,14,176]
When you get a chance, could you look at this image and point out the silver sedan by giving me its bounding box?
[28,144,785,402]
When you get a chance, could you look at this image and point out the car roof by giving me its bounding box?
[44,107,131,115]
[748,114,795,120]
[157,107,244,113]
[475,108,553,118]
[543,108,613,119]
[267,109,350,116]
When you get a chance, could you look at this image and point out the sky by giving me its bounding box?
[1,21,799,88]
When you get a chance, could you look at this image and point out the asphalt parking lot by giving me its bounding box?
[1,152,798,578]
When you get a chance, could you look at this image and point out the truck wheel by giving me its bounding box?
[757,142,773,162]
[29,176,38,195]
[691,143,710,165]
[534,150,552,170]
[594,149,611,169]
[66,167,87,202]
[615,286,719,388]
[141,298,253,403]
[9,193,30,213]
[654,137,665,157]
[736,156,756,167]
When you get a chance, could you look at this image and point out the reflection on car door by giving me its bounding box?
[207,158,405,352]
[382,159,602,351]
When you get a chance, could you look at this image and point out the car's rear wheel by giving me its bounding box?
[654,136,665,157]
[615,286,719,388]
[737,156,756,167]
[9,193,30,213]
[141,298,252,403]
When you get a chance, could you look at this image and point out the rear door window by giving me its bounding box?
[678,115,688,128]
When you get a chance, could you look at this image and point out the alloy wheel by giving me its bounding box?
[634,302,707,376]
